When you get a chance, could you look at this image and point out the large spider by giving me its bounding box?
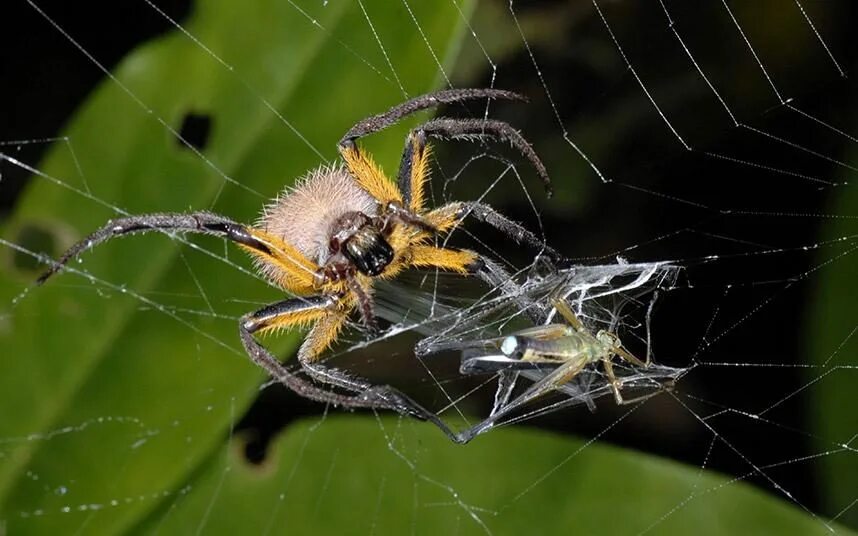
[38,88,555,433]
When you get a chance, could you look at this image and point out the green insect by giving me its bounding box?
[492,299,651,404]
[450,297,677,442]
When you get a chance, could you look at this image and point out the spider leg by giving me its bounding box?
[408,244,477,274]
[241,297,463,436]
[294,308,434,422]
[340,88,525,143]
[427,201,561,260]
[37,212,244,283]
[295,312,376,396]
[413,117,552,197]
[340,88,550,201]
[389,113,553,208]
[407,244,544,323]
[36,212,319,293]
[339,142,403,206]
[239,296,364,407]
[396,130,431,212]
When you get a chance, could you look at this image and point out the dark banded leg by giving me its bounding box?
[37,212,268,284]
[456,201,560,260]
[340,88,525,143]
[239,299,362,408]
[339,88,552,199]
[396,130,426,208]
[241,297,463,439]
[417,117,552,197]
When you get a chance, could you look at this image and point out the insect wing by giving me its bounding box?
[460,352,565,375]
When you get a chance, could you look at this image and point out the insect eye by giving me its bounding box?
[329,236,341,253]
[501,336,521,358]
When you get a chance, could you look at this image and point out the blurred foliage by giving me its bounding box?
[808,132,858,527]
[0,0,854,534]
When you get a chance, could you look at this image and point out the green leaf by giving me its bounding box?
[139,417,851,535]
[807,146,858,528]
[0,0,474,533]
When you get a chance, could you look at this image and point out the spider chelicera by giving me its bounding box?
[38,88,556,437]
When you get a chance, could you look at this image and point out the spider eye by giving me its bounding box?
[344,228,394,276]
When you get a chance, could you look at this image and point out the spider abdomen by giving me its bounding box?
[260,164,377,265]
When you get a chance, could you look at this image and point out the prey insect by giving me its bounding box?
[443,297,676,443]
[466,299,652,403]
[37,88,555,437]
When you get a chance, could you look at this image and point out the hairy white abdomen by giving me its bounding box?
[259,164,377,264]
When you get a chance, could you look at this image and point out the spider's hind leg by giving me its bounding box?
[296,315,467,438]
[239,297,360,407]
[240,296,459,435]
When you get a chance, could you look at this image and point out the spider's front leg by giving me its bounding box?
[36,212,271,284]
[338,88,552,209]
[36,211,321,297]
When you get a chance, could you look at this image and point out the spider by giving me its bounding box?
[37,88,557,431]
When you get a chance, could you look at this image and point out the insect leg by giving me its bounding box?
[601,357,673,405]
[552,299,586,331]
[602,358,625,405]
[455,356,590,443]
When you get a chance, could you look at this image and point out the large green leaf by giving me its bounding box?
[807,142,858,528]
[0,0,473,533]
[139,417,851,535]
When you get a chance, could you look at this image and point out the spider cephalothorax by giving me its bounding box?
[38,88,557,438]
[327,211,394,277]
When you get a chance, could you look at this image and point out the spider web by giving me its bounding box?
[1,0,857,534]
